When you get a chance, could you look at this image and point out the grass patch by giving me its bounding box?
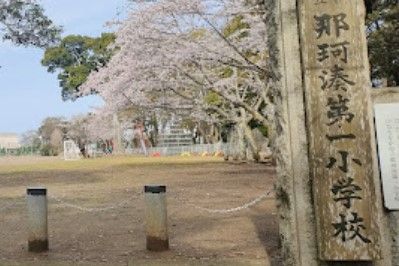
[0,156,223,174]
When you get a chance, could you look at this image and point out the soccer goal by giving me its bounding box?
[63,140,81,160]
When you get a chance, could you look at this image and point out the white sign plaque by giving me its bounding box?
[374,103,399,210]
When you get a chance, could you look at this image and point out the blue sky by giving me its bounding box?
[0,0,128,134]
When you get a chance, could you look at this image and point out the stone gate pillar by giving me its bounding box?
[272,0,392,265]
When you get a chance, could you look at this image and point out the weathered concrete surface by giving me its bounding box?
[371,87,399,104]
[145,190,169,251]
[272,0,319,265]
[273,0,392,264]
[298,0,381,260]
[27,189,48,253]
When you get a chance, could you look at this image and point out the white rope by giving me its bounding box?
[49,194,137,213]
[0,202,18,211]
[1,189,273,215]
[0,197,24,212]
[192,189,273,214]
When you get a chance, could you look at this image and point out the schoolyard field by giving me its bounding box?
[0,156,279,266]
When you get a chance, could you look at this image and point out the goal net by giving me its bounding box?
[63,140,81,160]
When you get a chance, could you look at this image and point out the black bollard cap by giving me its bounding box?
[27,187,47,196]
[144,185,166,194]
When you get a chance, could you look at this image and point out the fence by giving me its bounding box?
[0,142,242,159]
[126,142,234,156]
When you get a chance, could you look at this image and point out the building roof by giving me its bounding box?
[0,133,20,149]
[0,133,19,137]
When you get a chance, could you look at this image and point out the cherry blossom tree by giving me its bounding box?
[82,0,272,159]
[85,108,115,142]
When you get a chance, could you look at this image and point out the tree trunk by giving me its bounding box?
[238,108,260,161]
[243,124,260,161]
[236,122,246,160]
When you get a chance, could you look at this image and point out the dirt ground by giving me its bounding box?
[0,156,279,266]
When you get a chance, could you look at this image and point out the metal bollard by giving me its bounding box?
[26,187,48,252]
[144,185,169,251]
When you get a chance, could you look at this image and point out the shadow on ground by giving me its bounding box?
[251,212,281,266]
